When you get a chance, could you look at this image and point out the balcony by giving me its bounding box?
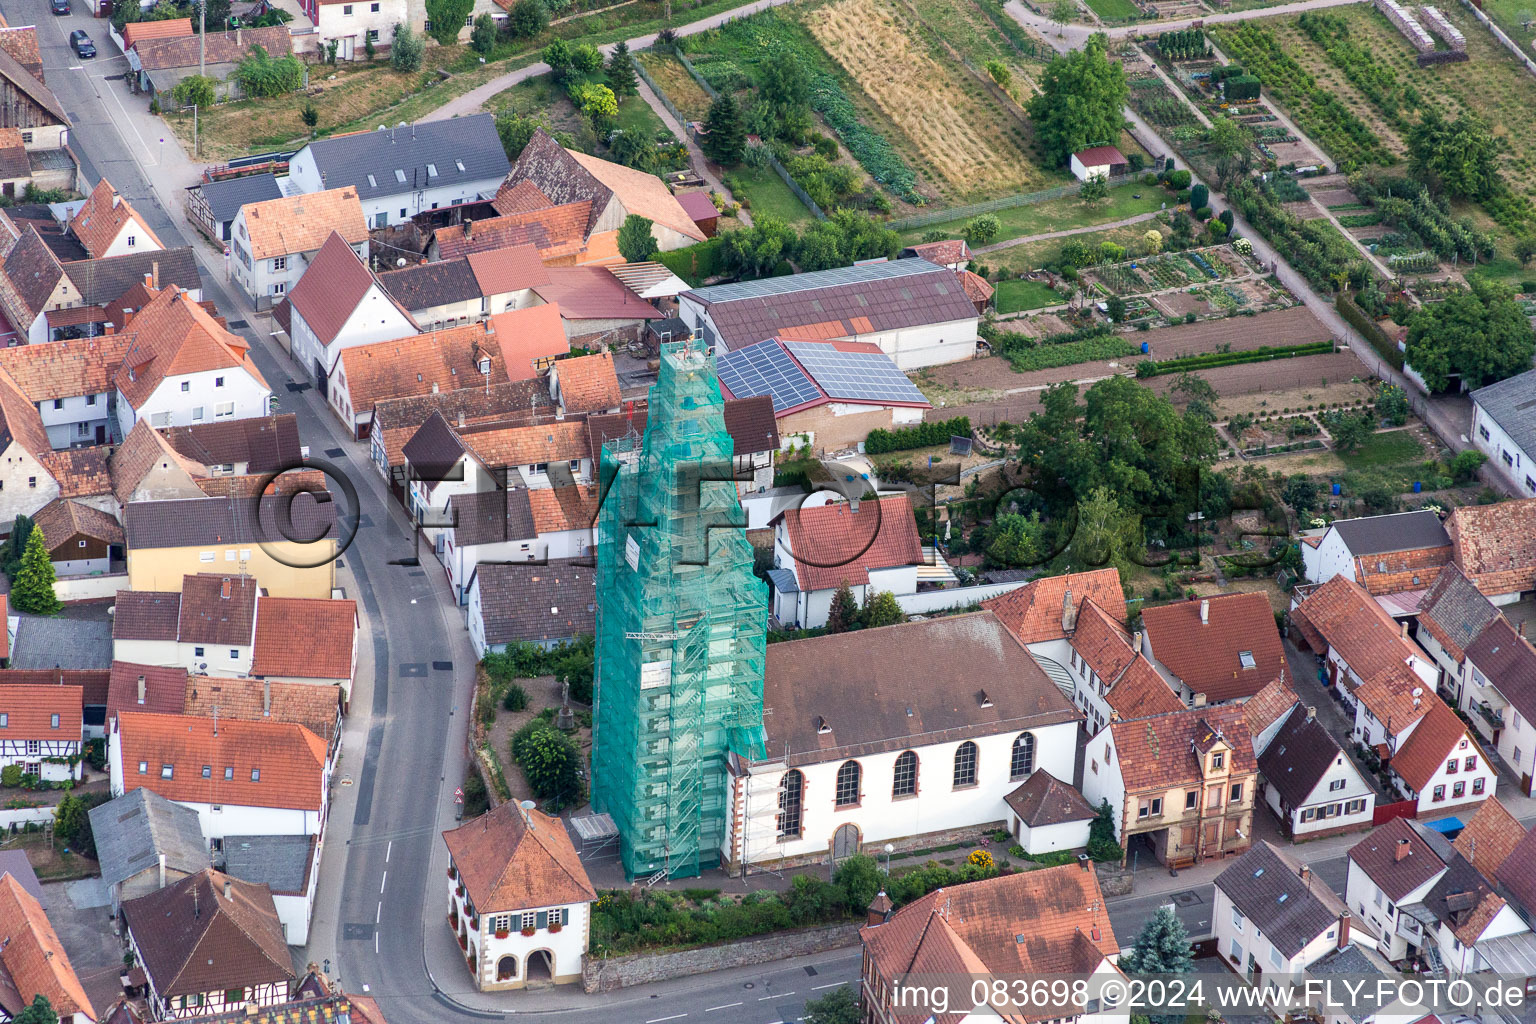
[1474,702,1505,730]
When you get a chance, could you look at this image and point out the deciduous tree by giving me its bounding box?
[1405,277,1535,392]
[391,22,424,71]
[1026,33,1128,168]
[425,0,473,45]
[470,13,497,53]
[862,590,904,629]
[1408,110,1500,201]
[507,0,548,38]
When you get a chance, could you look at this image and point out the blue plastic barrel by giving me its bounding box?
[1332,483,1342,495]
[1141,342,1150,354]
[1413,481,1422,493]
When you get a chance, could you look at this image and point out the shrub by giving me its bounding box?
[391,23,424,71]
[0,766,20,788]
[864,416,971,454]
[470,13,497,52]
[172,74,216,110]
[425,0,474,44]
[964,214,1001,244]
[501,683,528,712]
[236,45,305,98]
[1452,449,1487,483]
[507,0,547,37]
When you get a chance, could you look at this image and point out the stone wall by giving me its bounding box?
[581,922,863,993]
[1095,863,1134,897]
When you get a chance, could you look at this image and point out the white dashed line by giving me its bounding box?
[704,1003,742,1011]
[385,840,392,862]
[811,982,843,990]
[645,1015,688,1023]
[379,871,387,893]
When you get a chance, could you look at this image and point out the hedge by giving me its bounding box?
[1004,335,1138,371]
[1134,340,1333,376]
[1225,74,1261,101]
[655,238,725,286]
[1335,291,1403,369]
[865,416,971,454]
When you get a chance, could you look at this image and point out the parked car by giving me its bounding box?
[69,30,95,57]
[50,0,70,16]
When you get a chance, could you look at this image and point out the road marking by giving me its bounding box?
[704,1003,741,1012]
[379,871,387,893]
[385,840,392,862]
[811,982,843,990]
[375,902,381,924]
[645,1016,688,1023]
[374,930,378,953]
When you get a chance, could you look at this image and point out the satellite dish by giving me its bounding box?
[396,257,407,267]
[519,800,536,811]
[376,125,387,131]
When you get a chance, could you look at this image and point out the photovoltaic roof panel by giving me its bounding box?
[717,340,823,413]
[784,342,929,406]
[684,258,946,304]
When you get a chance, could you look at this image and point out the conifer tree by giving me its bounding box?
[701,94,746,165]
[11,527,59,615]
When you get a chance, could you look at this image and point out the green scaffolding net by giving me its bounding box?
[592,340,767,881]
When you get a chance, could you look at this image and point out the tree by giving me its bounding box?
[425,0,473,44]
[826,580,860,633]
[617,214,655,263]
[1219,208,1235,234]
[756,54,811,129]
[1026,33,1129,168]
[1060,238,1095,268]
[571,41,603,75]
[801,986,861,1024]
[391,22,424,71]
[511,722,583,806]
[470,13,497,52]
[1408,110,1500,201]
[54,791,108,859]
[1142,228,1162,254]
[1189,183,1209,210]
[606,39,638,99]
[964,214,1000,244]
[574,81,617,133]
[862,590,904,629]
[1120,904,1194,979]
[1087,799,1121,861]
[172,74,216,110]
[832,855,881,915]
[1079,175,1110,206]
[542,38,574,82]
[1404,277,1535,392]
[13,996,57,1024]
[1206,115,1248,158]
[986,511,1049,568]
[719,216,796,277]
[1517,236,1536,267]
[1,515,32,582]
[1049,0,1076,31]
[1106,294,1126,323]
[507,0,548,38]
[299,101,319,130]
[796,221,845,272]
[236,45,305,97]
[607,128,654,171]
[1073,486,1136,572]
[984,59,1012,90]
[701,94,746,165]
[1328,412,1371,453]
[495,111,548,160]
[1099,240,1125,263]
[364,35,376,61]
[1376,383,1410,426]
[1282,474,1319,514]
[12,527,58,615]
[1452,448,1487,483]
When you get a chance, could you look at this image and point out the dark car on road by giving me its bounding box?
[69,29,94,56]
[50,0,70,15]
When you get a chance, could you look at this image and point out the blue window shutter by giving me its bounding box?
[535,910,549,929]
[561,908,570,925]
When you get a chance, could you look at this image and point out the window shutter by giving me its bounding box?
[535,910,549,929]
[561,908,570,925]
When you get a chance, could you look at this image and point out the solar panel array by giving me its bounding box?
[716,340,823,413]
[785,342,928,406]
[685,257,946,304]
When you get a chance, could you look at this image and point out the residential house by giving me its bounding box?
[31,497,122,575]
[123,493,338,598]
[1256,704,1374,838]
[1003,769,1097,855]
[766,494,924,630]
[121,868,296,1017]
[297,0,407,60]
[464,560,593,660]
[428,202,593,264]
[724,612,1081,872]
[222,834,320,946]
[679,258,981,370]
[1244,677,1304,756]
[1411,563,1500,697]
[89,786,208,915]
[0,332,132,446]
[1080,703,1257,867]
[1345,815,1452,963]
[1291,576,1494,813]
[80,252,204,332]
[547,352,619,417]
[1419,854,1530,975]
[0,683,82,781]
[377,245,549,328]
[230,187,369,310]
[1452,793,1524,877]
[0,42,71,163]
[900,239,972,271]
[530,266,663,346]
[1140,592,1287,705]
[0,667,108,739]
[284,232,418,391]
[179,676,343,753]
[1070,146,1128,181]
[327,321,508,438]
[489,304,569,380]
[715,338,932,452]
[0,872,97,1024]
[1461,617,1536,794]
[124,26,294,104]
[160,414,303,479]
[114,287,272,433]
[185,173,282,245]
[1059,596,1183,737]
[442,801,597,990]
[860,861,1124,1024]
[1444,497,1536,606]
[70,179,163,260]
[500,129,705,253]
[1470,368,1536,496]
[110,419,213,506]
[1300,510,1453,596]
[1212,841,1354,998]
[104,662,190,732]
[110,711,329,840]
[0,226,90,345]
[438,483,598,607]
[286,116,509,228]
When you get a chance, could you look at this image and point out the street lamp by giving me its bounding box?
[883,843,894,875]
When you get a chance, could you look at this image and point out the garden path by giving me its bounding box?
[974,208,1161,253]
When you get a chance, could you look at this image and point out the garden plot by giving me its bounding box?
[803,0,1052,201]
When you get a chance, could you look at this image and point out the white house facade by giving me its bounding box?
[117,366,273,436]
[1469,369,1536,496]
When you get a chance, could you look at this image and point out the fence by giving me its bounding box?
[1458,0,1536,77]
[885,173,1137,231]
[1372,798,1418,826]
[55,572,128,604]
[893,579,1031,615]
[666,46,828,219]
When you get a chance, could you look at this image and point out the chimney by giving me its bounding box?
[1395,838,1411,863]
[151,261,159,290]
[1061,589,1077,633]
[158,853,166,888]
[464,220,474,239]
[1200,599,1210,625]
[1133,630,1143,654]
[136,675,145,705]
[143,271,153,289]
[1306,705,1316,721]
[1337,911,1350,950]
[111,190,121,208]
[221,578,231,600]
[1400,620,1409,640]
[1193,692,1208,708]
[104,324,115,336]
[457,410,466,428]
[224,879,232,900]
[1300,864,1311,886]
[432,382,439,394]
[262,680,271,717]
[1078,852,1091,872]
[866,890,893,927]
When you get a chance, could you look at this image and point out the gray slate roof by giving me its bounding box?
[1256,705,1351,808]
[89,788,207,892]
[195,173,282,225]
[124,493,339,550]
[0,850,41,900]
[64,247,202,307]
[1465,617,1536,721]
[1418,563,1500,656]
[1215,842,1345,959]
[1471,367,1536,462]
[11,614,112,670]
[377,258,480,312]
[449,487,536,547]
[298,115,509,205]
[1329,509,1449,557]
[471,559,595,646]
[223,834,313,896]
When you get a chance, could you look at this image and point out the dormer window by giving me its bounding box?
[815,716,831,735]
[1211,751,1225,770]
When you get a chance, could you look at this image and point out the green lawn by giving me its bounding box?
[726,165,817,225]
[995,278,1064,313]
[898,181,1167,247]
[1339,429,1424,470]
[1083,0,1141,20]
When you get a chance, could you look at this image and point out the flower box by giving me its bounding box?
[469,915,479,930]
[548,922,562,934]
[521,926,536,937]
[447,865,457,879]
[495,929,510,939]
[458,934,468,950]
[455,885,465,897]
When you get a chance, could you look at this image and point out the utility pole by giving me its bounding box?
[199,0,205,79]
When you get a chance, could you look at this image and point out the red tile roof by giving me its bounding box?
[336,322,506,414]
[106,662,189,723]
[1391,698,1482,793]
[1348,815,1446,901]
[0,873,96,1022]
[984,568,1124,645]
[1073,146,1126,167]
[1447,498,1536,598]
[442,802,596,912]
[116,288,267,409]
[1108,704,1255,792]
[432,202,592,262]
[1141,592,1286,702]
[552,352,619,414]
[1453,795,1523,875]
[117,711,326,812]
[487,304,568,380]
[71,179,162,259]
[905,240,971,265]
[250,598,356,680]
[0,683,81,739]
[465,244,549,295]
[532,267,664,322]
[1243,677,1301,742]
[285,232,411,348]
[777,494,922,591]
[238,186,366,260]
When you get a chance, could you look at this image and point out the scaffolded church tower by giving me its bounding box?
[592,341,767,881]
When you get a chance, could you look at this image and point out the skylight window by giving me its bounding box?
[1277,893,1289,903]
[427,163,439,177]
[395,169,407,184]
[1239,651,1256,669]
[367,174,377,188]
[456,159,466,172]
